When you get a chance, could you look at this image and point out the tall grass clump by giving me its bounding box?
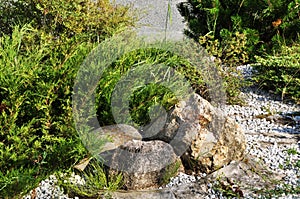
[57,158,123,198]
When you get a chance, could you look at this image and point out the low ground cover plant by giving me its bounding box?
[253,43,300,103]
[0,25,89,197]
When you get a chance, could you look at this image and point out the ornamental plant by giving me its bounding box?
[177,0,300,104]
[0,0,135,41]
[178,0,300,54]
[0,0,136,197]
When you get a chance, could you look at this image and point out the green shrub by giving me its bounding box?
[0,0,136,196]
[177,0,300,104]
[199,30,255,104]
[0,0,135,41]
[0,25,91,197]
[178,0,300,54]
[253,43,300,103]
[96,47,207,127]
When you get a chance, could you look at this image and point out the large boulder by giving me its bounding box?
[99,140,183,190]
[143,93,246,174]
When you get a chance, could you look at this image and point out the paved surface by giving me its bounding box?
[113,0,187,40]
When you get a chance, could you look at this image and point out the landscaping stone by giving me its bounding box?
[146,93,246,174]
[92,124,142,153]
[109,182,209,199]
[99,140,182,190]
[109,189,176,199]
[208,155,284,198]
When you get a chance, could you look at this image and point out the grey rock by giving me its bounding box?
[208,156,284,198]
[108,178,210,199]
[91,124,142,153]
[100,140,181,190]
[149,93,246,174]
[110,189,176,199]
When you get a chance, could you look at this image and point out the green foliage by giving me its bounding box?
[199,29,255,104]
[213,176,244,198]
[96,47,207,127]
[0,25,90,197]
[0,0,135,41]
[177,0,299,104]
[296,160,300,168]
[257,184,300,197]
[178,0,300,53]
[253,44,300,103]
[0,167,41,197]
[161,160,182,185]
[0,0,136,196]
[287,148,298,155]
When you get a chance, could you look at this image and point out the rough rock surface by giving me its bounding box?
[147,93,246,174]
[91,124,142,153]
[99,140,181,190]
[109,182,209,199]
[208,155,284,198]
[107,156,280,199]
[109,189,176,199]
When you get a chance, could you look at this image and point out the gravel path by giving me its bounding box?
[113,0,187,40]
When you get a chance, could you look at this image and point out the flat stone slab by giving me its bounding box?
[110,189,176,199]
